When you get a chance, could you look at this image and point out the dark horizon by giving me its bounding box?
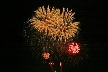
[1,0,107,72]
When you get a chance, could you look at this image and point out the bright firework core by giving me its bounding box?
[68,42,80,54]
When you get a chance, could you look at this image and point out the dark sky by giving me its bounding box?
[1,0,107,72]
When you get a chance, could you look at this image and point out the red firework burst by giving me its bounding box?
[68,42,80,54]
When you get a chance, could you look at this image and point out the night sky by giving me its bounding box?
[1,0,107,72]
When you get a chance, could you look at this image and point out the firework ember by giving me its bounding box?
[42,52,50,59]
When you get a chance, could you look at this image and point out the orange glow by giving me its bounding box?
[42,52,50,59]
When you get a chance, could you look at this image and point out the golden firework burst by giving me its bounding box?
[29,5,80,41]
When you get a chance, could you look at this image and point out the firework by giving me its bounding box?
[29,5,80,41]
[24,5,88,67]
[68,42,80,54]
[60,41,89,66]
[42,52,50,59]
